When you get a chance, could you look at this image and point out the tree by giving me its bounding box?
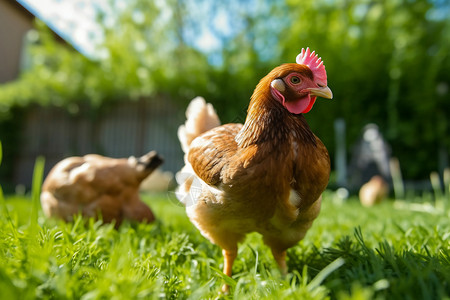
[281,0,450,179]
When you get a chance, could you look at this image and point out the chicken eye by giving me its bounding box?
[290,76,301,84]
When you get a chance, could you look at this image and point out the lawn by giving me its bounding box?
[0,185,449,299]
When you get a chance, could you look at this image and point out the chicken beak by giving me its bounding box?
[306,86,333,99]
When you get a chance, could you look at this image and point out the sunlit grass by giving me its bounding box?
[0,189,449,299]
[0,144,449,299]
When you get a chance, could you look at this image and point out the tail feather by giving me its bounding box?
[178,97,220,154]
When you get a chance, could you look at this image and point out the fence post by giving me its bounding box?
[334,118,347,187]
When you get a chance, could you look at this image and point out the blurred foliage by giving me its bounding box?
[0,0,449,179]
[282,0,450,179]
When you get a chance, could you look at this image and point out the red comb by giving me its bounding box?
[296,47,327,86]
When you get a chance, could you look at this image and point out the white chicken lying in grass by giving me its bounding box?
[41,151,163,225]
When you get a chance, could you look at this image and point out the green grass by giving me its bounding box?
[0,190,449,300]
[0,147,449,299]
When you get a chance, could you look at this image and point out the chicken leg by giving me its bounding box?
[271,248,288,275]
[221,248,237,293]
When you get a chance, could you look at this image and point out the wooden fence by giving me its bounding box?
[13,97,186,187]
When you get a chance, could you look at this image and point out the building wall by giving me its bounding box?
[0,0,34,83]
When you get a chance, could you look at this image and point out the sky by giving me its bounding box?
[18,0,447,63]
[17,0,107,57]
[16,0,226,59]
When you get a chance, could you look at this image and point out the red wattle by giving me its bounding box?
[284,98,310,114]
[301,96,317,114]
[271,87,316,114]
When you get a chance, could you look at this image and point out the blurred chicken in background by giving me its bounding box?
[359,175,389,207]
[41,151,163,225]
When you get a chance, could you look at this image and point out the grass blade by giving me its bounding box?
[443,168,450,212]
[210,266,236,289]
[307,257,345,291]
[0,140,14,229]
[430,171,443,211]
[30,156,45,229]
[0,186,15,232]
[390,157,405,200]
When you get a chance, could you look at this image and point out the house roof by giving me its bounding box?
[7,0,34,19]
[15,0,104,57]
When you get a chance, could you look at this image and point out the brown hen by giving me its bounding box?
[176,48,333,292]
[41,151,163,225]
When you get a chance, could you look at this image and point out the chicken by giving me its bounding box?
[359,175,389,207]
[41,151,163,225]
[176,48,333,292]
